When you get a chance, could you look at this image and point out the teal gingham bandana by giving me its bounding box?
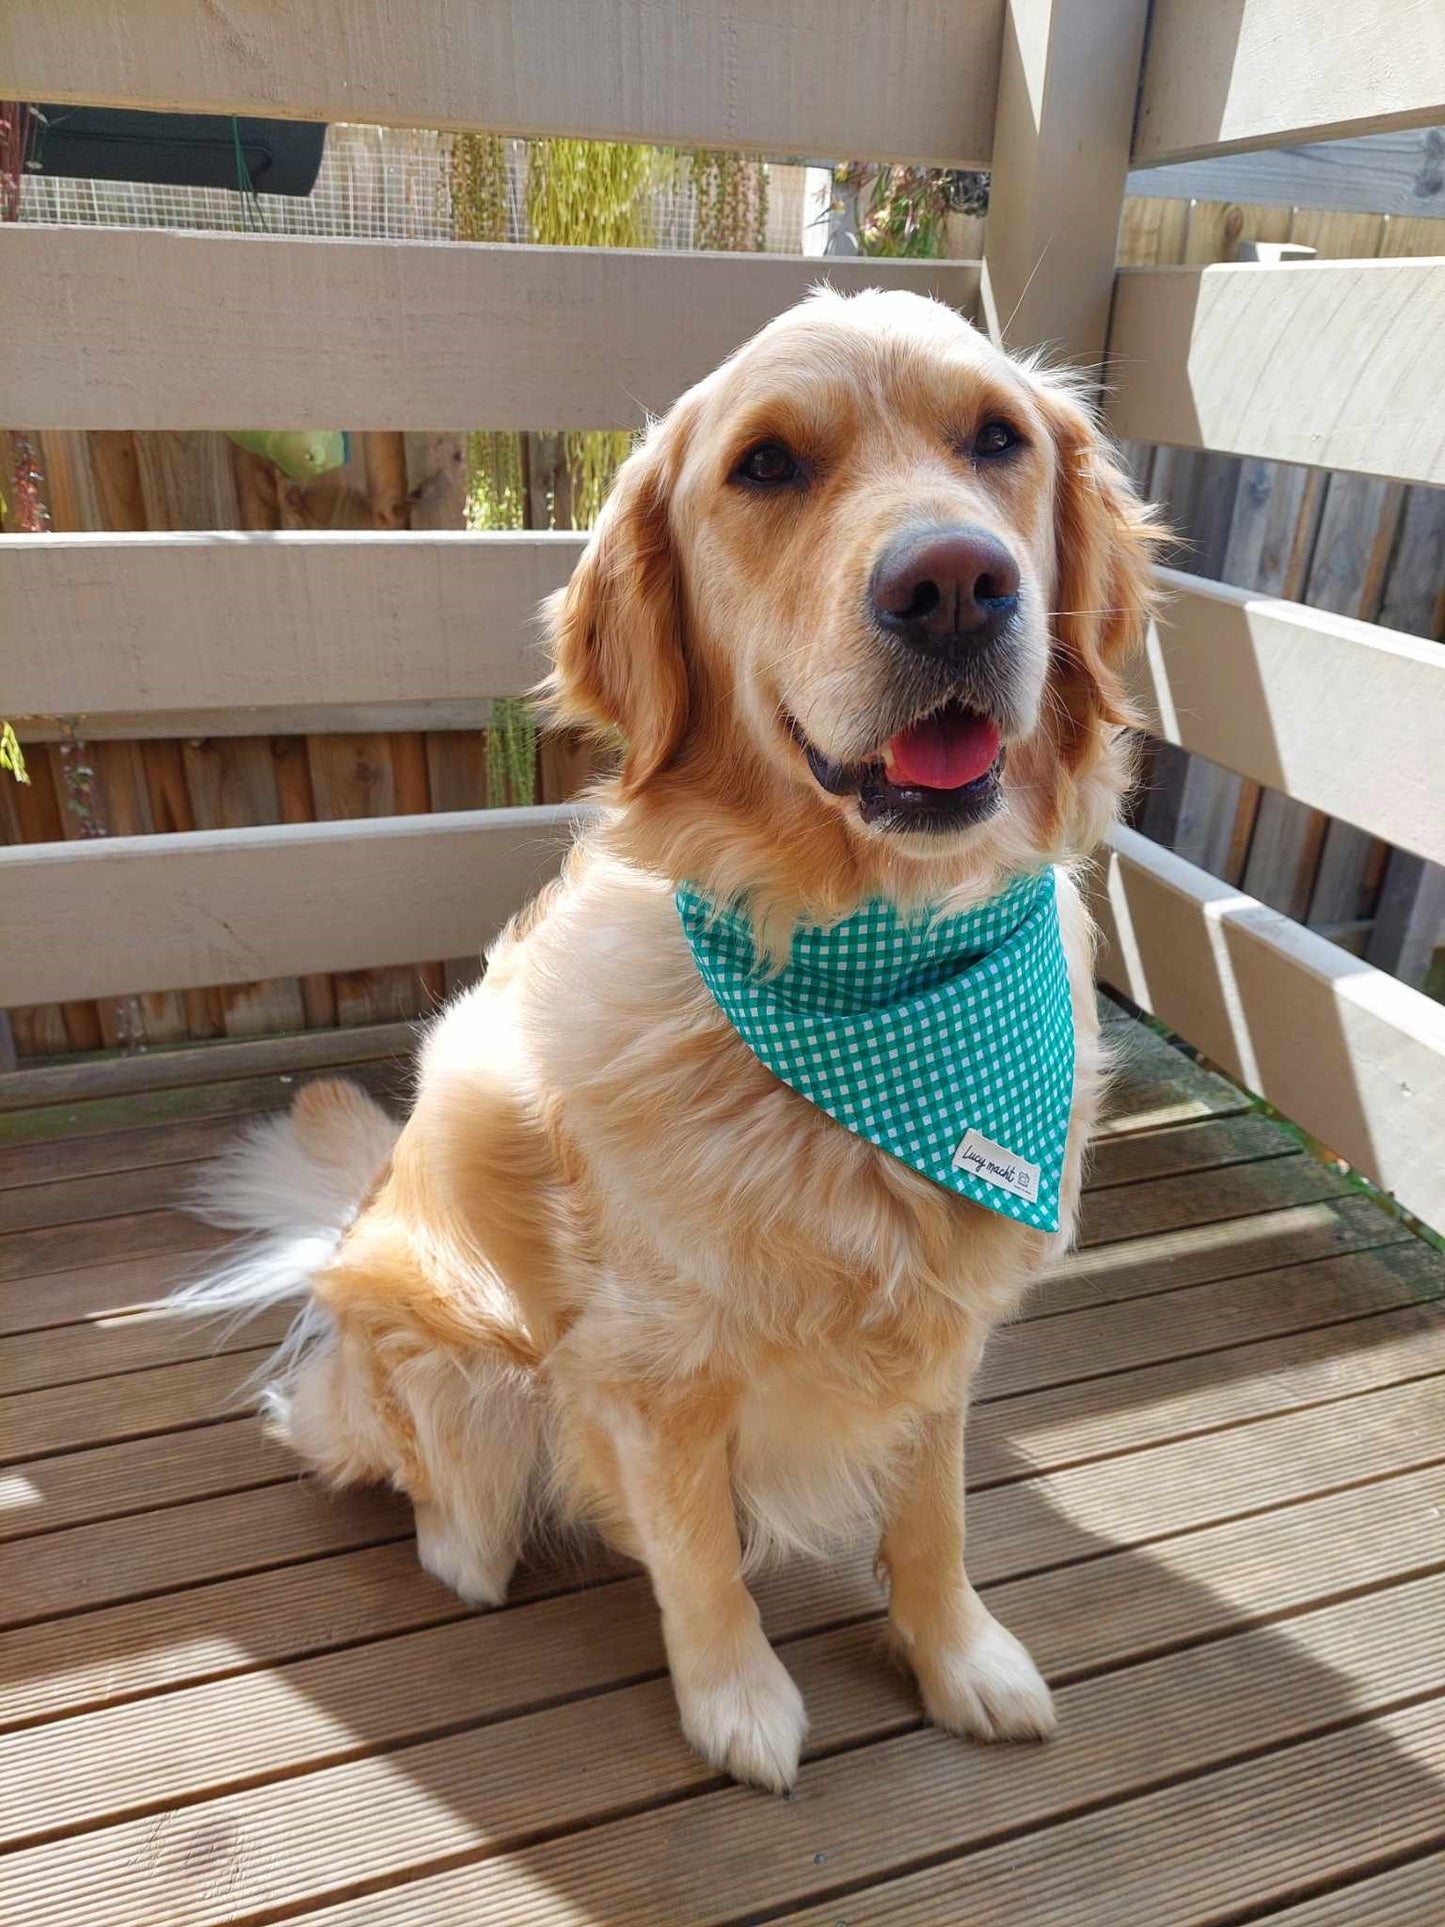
[675,869,1074,1231]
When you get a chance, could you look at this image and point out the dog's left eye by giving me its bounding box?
[732,441,805,488]
[974,419,1021,458]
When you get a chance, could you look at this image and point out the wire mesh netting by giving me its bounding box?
[18,122,815,253]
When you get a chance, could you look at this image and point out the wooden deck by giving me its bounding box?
[2,1004,1443,1926]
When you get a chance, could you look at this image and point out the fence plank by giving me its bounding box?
[1134,572,1445,868]
[1135,0,1445,164]
[307,733,430,1026]
[1107,259,1445,485]
[0,230,981,432]
[980,0,1149,365]
[0,0,1001,166]
[1091,826,1445,1229]
[0,806,580,1006]
[0,531,579,717]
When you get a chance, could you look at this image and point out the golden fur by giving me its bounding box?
[189,289,1160,1792]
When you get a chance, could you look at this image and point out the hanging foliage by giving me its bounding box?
[453,136,770,796]
[526,137,654,252]
[526,139,658,531]
[486,696,538,808]
[836,164,989,258]
[2,431,47,786]
[0,721,28,786]
[464,427,526,533]
[563,428,632,531]
[451,131,511,243]
[0,101,34,220]
[452,134,527,539]
[693,150,769,253]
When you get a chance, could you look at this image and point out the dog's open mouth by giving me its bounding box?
[794,698,1005,833]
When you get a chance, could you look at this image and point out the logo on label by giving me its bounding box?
[953,1128,1041,1202]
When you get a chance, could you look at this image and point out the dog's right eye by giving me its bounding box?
[732,441,806,489]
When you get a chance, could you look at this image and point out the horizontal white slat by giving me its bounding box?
[1134,571,1445,868]
[0,807,580,1005]
[1107,260,1445,485]
[1134,0,1445,164]
[1092,826,1445,1229]
[14,545,1445,876]
[0,531,585,716]
[0,229,981,431]
[0,0,1000,167]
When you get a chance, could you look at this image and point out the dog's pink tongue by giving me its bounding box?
[886,709,1000,789]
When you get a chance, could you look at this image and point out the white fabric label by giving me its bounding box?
[952,1128,1042,1203]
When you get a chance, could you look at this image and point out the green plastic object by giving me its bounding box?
[226,430,351,481]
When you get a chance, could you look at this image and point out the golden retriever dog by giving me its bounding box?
[182,287,1159,1793]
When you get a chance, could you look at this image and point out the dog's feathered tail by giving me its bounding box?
[170,1077,401,1397]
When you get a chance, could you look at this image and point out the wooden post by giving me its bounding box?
[982,0,1151,368]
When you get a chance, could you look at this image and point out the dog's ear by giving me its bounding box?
[1035,375,1163,767]
[540,420,689,799]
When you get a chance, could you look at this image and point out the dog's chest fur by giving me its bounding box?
[459,854,1101,1558]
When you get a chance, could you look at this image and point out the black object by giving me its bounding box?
[30,105,326,197]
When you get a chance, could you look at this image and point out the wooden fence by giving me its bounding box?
[1,0,1443,1227]
[1115,192,1445,979]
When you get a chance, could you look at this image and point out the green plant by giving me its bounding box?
[837,164,989,258]
[454,136,769,793]
[451,130,511,242]
[486,696,538,808]
[527,138,656,528]
[692,150,768,253]
[464,428,525,533]
[453,134,528,537]
[0,720,28,785]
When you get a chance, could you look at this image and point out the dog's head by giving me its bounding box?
[544,288,1161,916]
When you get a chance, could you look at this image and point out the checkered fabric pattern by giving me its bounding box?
[675,869,1074,1230]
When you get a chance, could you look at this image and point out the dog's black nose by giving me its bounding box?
[870,524,1021,658]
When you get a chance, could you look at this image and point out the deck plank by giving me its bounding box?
[0,1248,225,1338]
[5,1372,1443,1843]
[1258,1854,1445,1924]
[0,1114,249,1193]
[6,1233,1435,1539]
[140,1595,1445,1927]
[1078,1152,1351,1246]
[0,1418,291,1543]
[1,1007,1441,1925]
[0,1479,410,1632]
[0,1102,1288,1237]
[2,1348,271,1460]
[5,1572,1444,1927]
[1023,1193,1410,1319]
[774,1702,1445,1926]
[1094,1020,1249,1135]
[979,1236,1443,1399]
[0,1307,291,1397]
[2,1153,1356,1460]
[970,1298,1445,1483]
[0,1059,407,1148]
[0,1209,228,1285]
[0,1161,214,1236]
[1084,1110,1293,1187]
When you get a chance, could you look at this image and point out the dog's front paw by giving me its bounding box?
[914,1607,1055,1743]
[674,1642,808,1792]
